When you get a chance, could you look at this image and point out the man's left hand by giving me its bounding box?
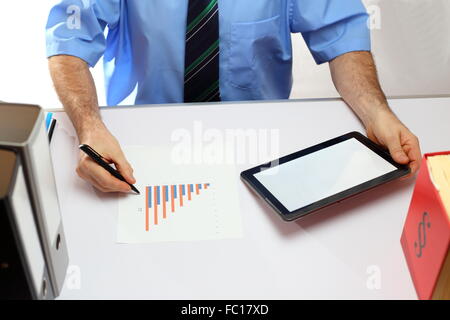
[365,109,422,178]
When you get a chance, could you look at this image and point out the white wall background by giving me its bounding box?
[0,0,449,109]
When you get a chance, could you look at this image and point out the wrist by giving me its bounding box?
[361,101,392,129]
[77,119,108,143]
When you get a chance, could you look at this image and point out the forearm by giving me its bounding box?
[329,51,391,127]
[48,55,105,140]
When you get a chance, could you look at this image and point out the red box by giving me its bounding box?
[401,151,450,300]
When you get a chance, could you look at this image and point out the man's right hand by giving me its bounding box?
[76,126,136,193]
[48,55,135,192]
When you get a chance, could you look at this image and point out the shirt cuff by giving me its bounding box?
[312,37,371,65]
[306,14,371,65]
[46,35,105,68]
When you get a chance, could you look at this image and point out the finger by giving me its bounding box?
[385,134,409,164]
[77,165,110,192]
[410,160,420,176]
[92,169,132,193]
[404,150,421,176]
[403,136,422,176]
[89,169,131,193]
[109,149,136,185]
[400,161,419,180]
[89,179,110,193]
[84,159,132,193]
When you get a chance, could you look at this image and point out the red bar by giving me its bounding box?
[179,185,183,207]
[154,186,158,225]
[204,183,208,190]
[195,184,199,195]
[170,185,175,212]
[162,185,167,219]
[188,184,192,200]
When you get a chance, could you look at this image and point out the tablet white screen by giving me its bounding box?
[254,138,397,212]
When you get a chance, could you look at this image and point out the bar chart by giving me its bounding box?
[117,146,242,243]
[144,183,211,231]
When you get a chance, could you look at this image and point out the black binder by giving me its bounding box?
[0,103,68,300]
[0,149,53,299]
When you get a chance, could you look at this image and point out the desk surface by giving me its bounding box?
[50,97,450,299]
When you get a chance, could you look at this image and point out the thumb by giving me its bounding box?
[113,151,136,184]
[386,135,409,164]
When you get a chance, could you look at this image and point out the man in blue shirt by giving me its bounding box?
[46,0,421,193]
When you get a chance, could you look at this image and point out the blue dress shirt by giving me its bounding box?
[46,0,370,106]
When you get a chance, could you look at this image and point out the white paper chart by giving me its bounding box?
[117,146,243,243]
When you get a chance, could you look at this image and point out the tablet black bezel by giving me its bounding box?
[240,131,411,221]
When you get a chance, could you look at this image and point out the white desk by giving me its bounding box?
[50,97,450,299]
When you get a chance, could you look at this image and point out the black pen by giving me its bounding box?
[79,144,140,194]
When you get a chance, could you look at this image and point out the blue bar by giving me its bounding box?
[174,185,177,198]
[182,184,186,195]
[45,112,53,130]
[157,186,160,205]
[165,185,169,202]
[148,187,152,208]
[190,184,193,192]
[198,184,202,190]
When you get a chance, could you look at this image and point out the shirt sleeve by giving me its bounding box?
[46,0,120,67]
[290,0,371,64]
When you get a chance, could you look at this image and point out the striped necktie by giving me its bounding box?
[184,0,221,103]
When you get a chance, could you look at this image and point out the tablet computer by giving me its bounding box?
[240,131,411,221]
